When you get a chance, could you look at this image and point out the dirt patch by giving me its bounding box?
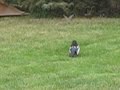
[0,3,25,16]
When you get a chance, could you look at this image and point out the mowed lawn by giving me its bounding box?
[0,17,120,90]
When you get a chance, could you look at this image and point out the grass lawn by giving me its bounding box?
[0,17,120,90]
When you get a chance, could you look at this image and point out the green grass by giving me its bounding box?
[0,17,120,90]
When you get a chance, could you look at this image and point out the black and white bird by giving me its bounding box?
[69,40,80,57]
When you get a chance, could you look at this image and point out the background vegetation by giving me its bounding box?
[0,17,120,90]
[5,0,120,17]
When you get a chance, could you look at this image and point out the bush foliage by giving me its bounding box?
[5,0,120,17]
